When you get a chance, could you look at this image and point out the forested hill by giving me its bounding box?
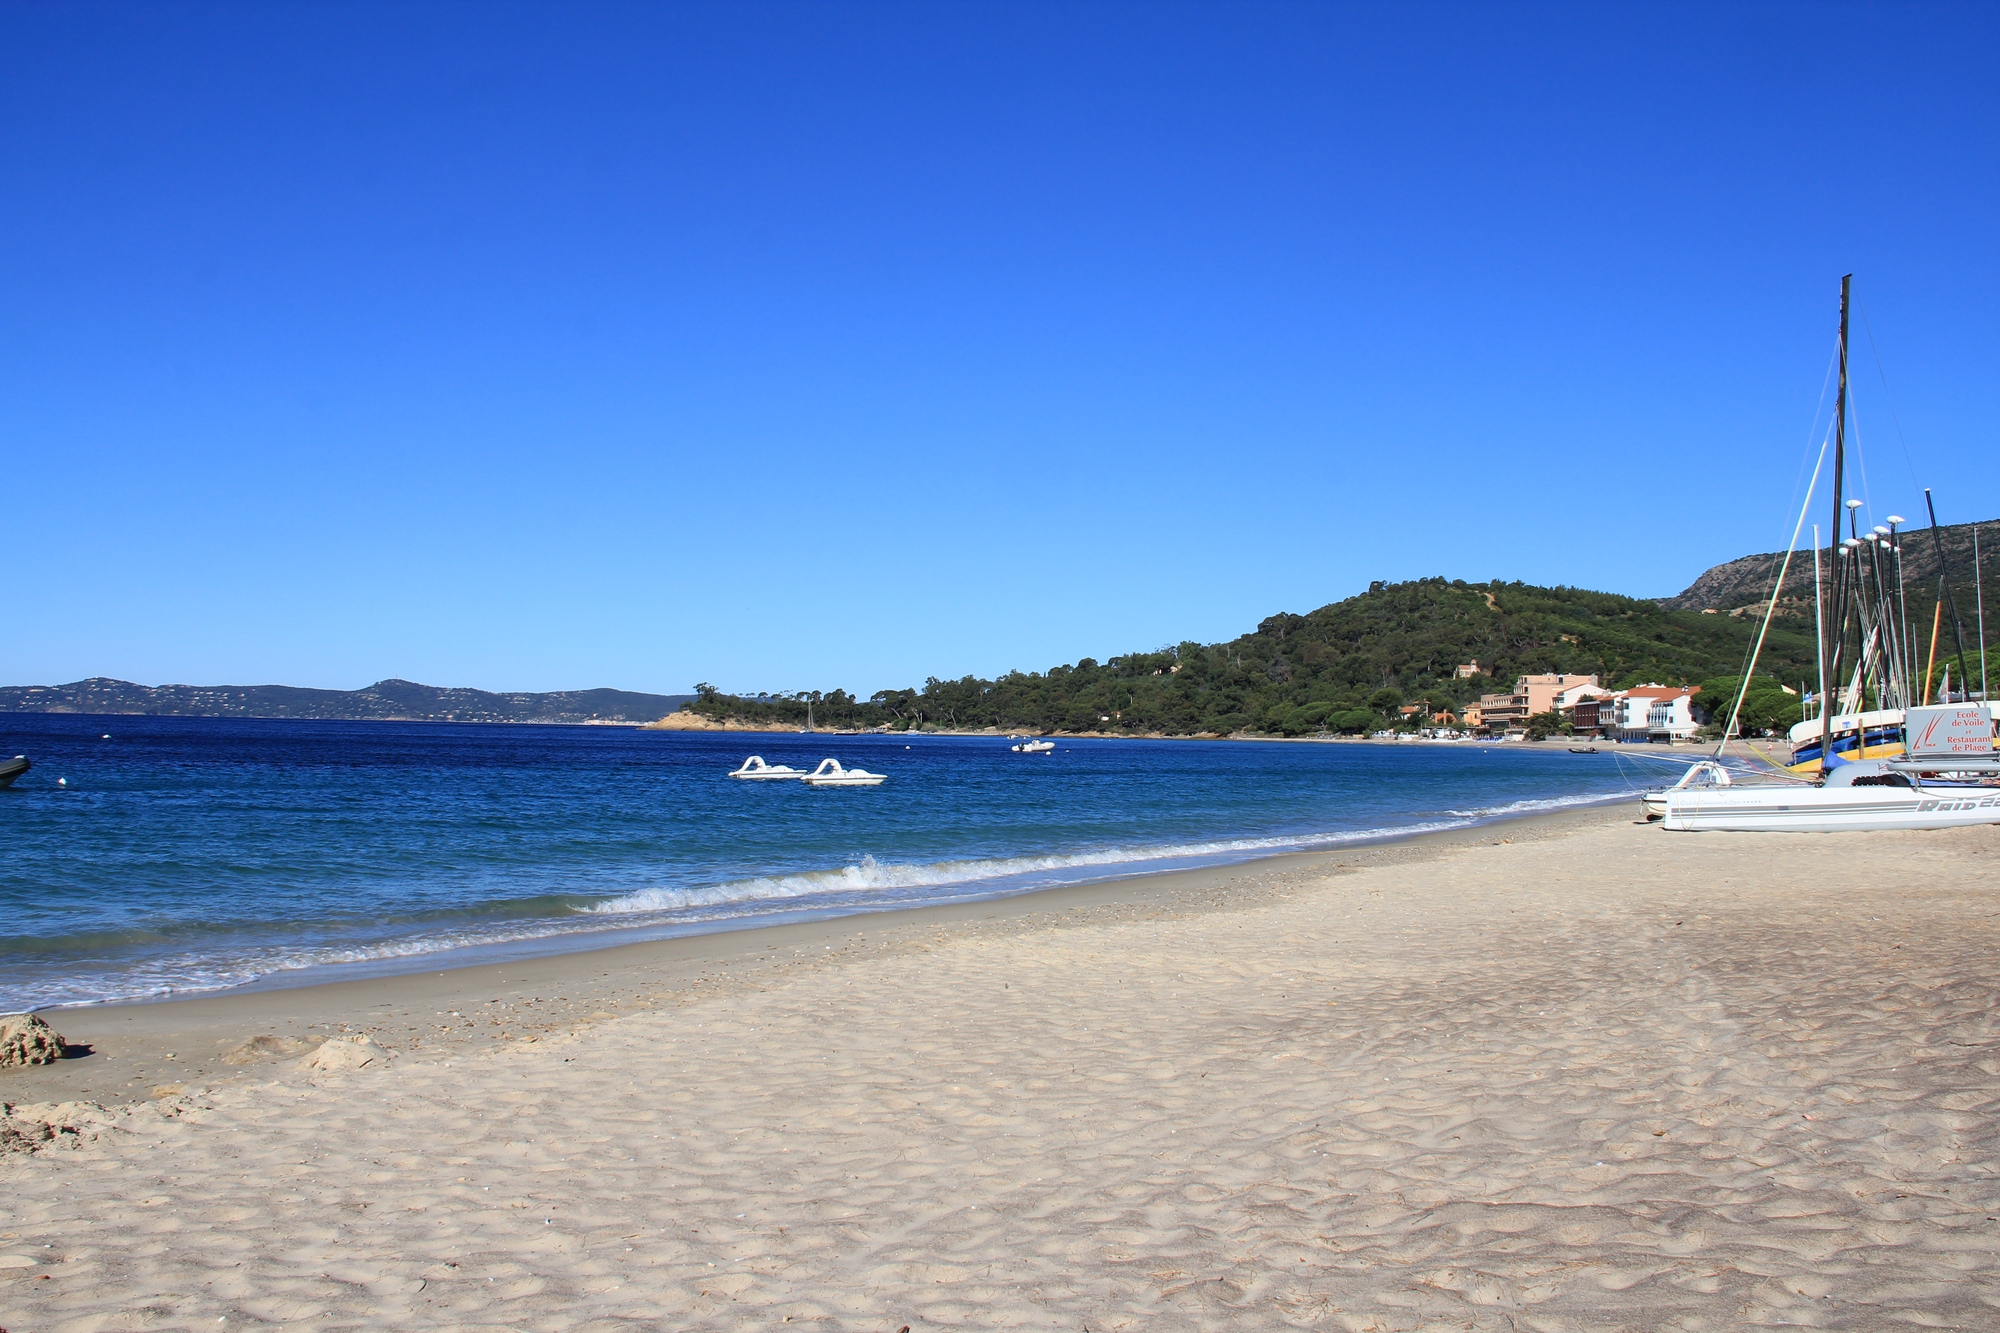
[0,678,693,724]
[688,577,1828,736]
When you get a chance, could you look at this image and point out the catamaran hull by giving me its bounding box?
[1663,788,2000,832]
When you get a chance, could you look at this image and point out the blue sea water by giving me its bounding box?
[0,714,1645,1010]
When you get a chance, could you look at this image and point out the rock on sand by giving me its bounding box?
[0,1013,66,1066]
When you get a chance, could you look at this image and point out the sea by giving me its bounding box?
[0,714,1654,1012]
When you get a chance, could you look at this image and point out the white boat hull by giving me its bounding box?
[1663,786,2000,832]
[728,756,802,780]
[800,758,887,787]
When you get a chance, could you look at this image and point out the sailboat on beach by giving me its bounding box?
[1661,276,1999,832]
[1780,482,1988,774]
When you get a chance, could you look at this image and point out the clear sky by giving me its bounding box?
[5,2,1996,697]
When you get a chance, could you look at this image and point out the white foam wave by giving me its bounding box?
[1445,791,1640,818]
[586,788,1635,917]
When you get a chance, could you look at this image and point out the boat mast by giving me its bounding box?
[1867,528,1904,707]
[1812,526,1827,729]
[1977,522,1989,702]
[1923,489,1974,703]
[1817,275,1851,770]
[1889,516,1912,701]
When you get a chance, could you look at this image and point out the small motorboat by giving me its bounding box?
[1569,746,1600,754]
[1010,738,1055,754]
[0,755,28,789]
[801,758,886,787]
[728,756,804,780]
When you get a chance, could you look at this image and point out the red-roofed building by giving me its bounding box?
[1603,684,1702,742]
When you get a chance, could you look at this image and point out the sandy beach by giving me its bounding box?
[6,806,2000,1330]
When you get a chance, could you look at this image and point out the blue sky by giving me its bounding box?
[5,2,1996,697]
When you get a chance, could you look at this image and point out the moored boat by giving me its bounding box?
[801,758,887,787]
[1784,708,1912,773]
[0,755,29,789]
[1674,276,1997,832]
[728,755,803,780]
[1663,756,2000,831]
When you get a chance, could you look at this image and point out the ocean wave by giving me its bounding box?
[11,787,1637,1011]
[585,788,1638,916]
[1444,790,1640,818]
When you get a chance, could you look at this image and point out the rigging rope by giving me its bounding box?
[1719,424,1831,757]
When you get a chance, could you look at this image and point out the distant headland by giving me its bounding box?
[0,678,693,725]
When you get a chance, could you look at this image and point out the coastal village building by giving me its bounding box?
[1475,673,1600,733]
[1476,691,1528,731]
[1645,691,1703,743]
[1454,661,1484,679]
[1600,684,1701,743]
[1554,682,1615,734]
[1521,673,1601,715]
[1571,696,1607,733]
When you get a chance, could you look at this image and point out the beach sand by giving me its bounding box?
[6,807,2000,1330]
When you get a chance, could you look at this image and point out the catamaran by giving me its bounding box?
[1665,706,1999,830]
[1660,276,1998,832]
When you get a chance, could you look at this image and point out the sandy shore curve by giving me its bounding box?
[6,807,1999,1330]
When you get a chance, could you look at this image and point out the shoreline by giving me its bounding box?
[1,801,1629,1107]
[10,808,2000,1328]
[7,765,1650,1018]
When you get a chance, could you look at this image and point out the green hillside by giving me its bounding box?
[690,577,1824,736]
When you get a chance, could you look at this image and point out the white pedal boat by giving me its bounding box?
[728,755,803,780]
[801,758,887,787]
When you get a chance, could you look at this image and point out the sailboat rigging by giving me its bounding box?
[1660,276,2000,831]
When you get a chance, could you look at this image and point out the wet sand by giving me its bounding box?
[6,806,2000,1330]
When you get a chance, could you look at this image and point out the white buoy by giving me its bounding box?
[57,777,67,786]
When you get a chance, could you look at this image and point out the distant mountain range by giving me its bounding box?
[0,678,693,724]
